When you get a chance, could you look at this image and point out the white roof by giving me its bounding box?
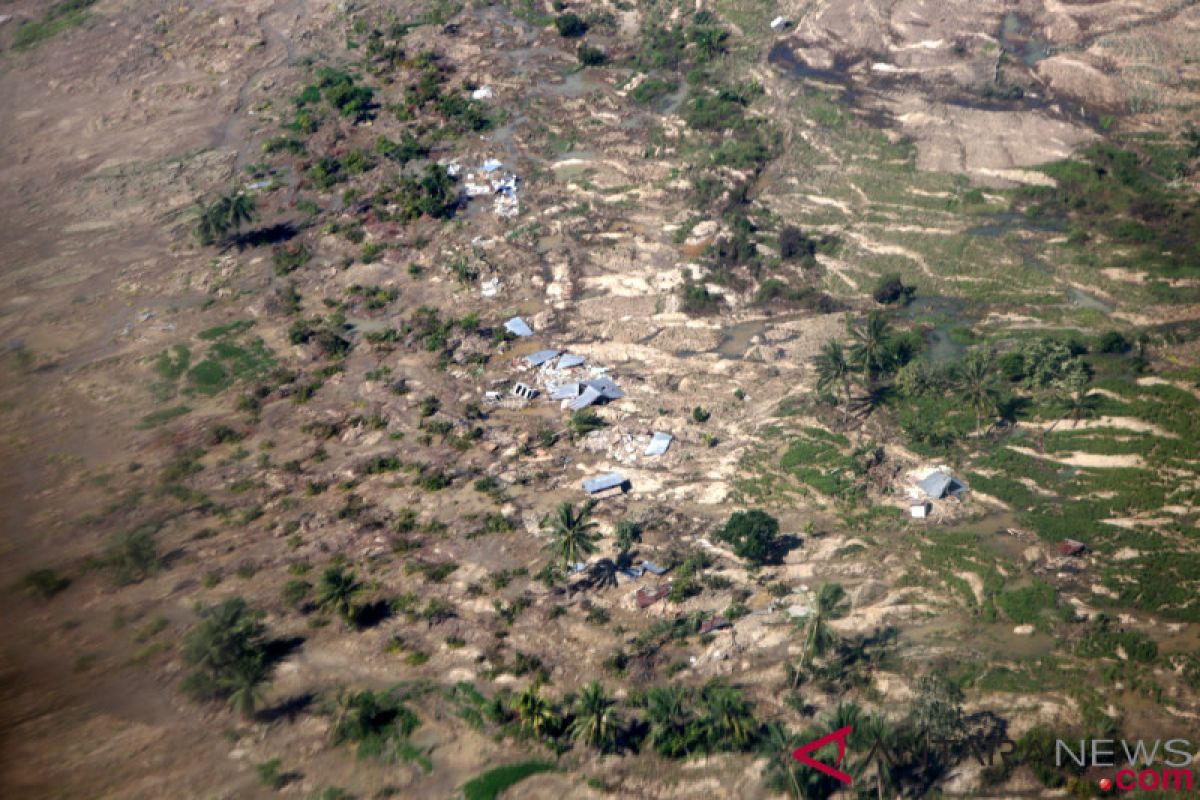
[645,432,673,456]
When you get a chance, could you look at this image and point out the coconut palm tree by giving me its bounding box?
[956,350,1000,436]
[316,566,364,627]
[793,583,848,687]
[646,684,695,758]
[542,500,600,569]
[513,684,557,738]
[813,339,855,421]
[698,681,758,751]
[1037,376,1101,449]
[194,190,257,246]
[224,662,267,718]
[760,721,803,799]
[847,312,893,382]
[855,712,901,800]
[570,681,623,753]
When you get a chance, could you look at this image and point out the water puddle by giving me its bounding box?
[901,295,973,365]
[1066,286,1114,314]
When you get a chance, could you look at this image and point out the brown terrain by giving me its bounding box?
[1,1,1199,798]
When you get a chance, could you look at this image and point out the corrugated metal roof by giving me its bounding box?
[582,472,627,494]
[525,349,561,366]
[641,561,667,575]
[918,471,965,499]
[583,378,624,400]
[645,432,673,456]
[557,354,585,369]
[550,383,582,400]
[504,317,533,337]
[569,385,604,411]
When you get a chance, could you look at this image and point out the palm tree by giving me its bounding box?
[760,722,803,799]
[513,684,557,738]
[646,684,695,758]
[793,583,847,687]
[956,350,1000,436]
[855,713,900,800]
[194,190,257,246]
[847,312,893,382]
[224,662,266,718]
[316,566,364,626]
[698,681,758,751]
[1038,377,1101,449]
[542,500,600,569]
[570,681,623,753]
[813,339,855,421]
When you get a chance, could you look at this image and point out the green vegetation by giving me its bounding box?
[462,761,556,800]
[12,0,97,50]
[180,597,272,717]
[716,509,779,566]
[542,501,599,568]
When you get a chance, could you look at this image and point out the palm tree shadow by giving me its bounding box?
[353,600,393,629]
[230,222,299,250]
[255,692,315,724]
[264,635,305,667]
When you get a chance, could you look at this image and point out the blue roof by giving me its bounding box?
[557,354,585,369]
[641,561,667,575]
[482,158,503,173]
[569,385,604,411]
[504,317,533,337]
[526,349,561,366]
[582,472,627,494]
[918,471,965,499]
[550,383,582,400]
[583,378,624,400]
[645,432,673,456]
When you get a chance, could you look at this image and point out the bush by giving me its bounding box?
[630,77,678,105]
[872,273,916,305]
[680,280,720,314]
[1098,330,1131,354]
[19,568,71,600]
[716,509,779,567]
[105,526,161,585]
[554,13,588,38]
[577,44,607,66]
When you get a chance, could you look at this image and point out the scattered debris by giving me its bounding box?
[770,16,792,32]
[645,432,673,457]
[471,86,494,100]
[504,317,533,337]
[1058,539,1088,557]
[482,158,503,173]
[582,472,629,497]
[641,561,668,576]
[481,276,502,298]
[699,617,732,634]
[246,179,271,190]
[636,584,671,609]
[484,390,502,404]
[568,561,588,574]
[511,382,538,400]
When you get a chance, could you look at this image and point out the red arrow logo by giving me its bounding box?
[792,725,854,786]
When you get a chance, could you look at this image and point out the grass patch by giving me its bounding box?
[12,0,97,50]
[462,761,557,800]
[137,405,191,429]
